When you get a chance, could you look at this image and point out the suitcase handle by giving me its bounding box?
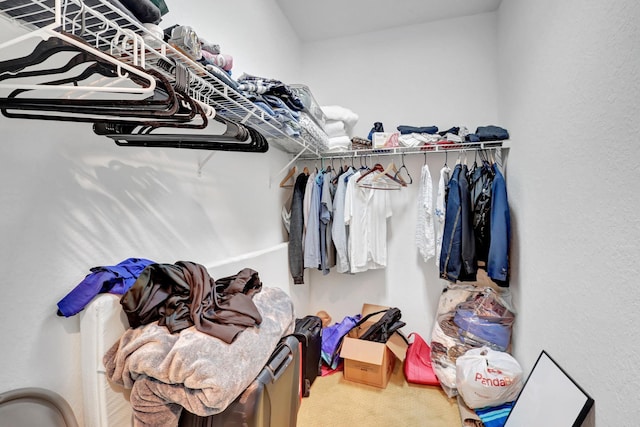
[266,341,294,381]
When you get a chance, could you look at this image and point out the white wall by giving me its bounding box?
[298,12,501,342]
[0,1,304,425]
[4,0,637,425]
[498,0,640,425]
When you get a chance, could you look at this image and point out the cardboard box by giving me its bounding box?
[339,303,408,388]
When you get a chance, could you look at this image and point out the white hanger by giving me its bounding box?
[0,27,157,96]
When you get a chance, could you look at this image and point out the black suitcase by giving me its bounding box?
[291,315,322,398]
[178,335,301,427]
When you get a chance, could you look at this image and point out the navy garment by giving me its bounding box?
[440,164,477,282]
[438,126,460,136]
[367,121,384,140]
[440,165,463,282]
[396,125,438,135]
[487,164,511,286]
[476,125,510,141]
[57,257,155,317]
[459,164,477,281]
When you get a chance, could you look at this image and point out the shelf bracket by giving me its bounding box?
[270,147,310,188]
[197,152,216,177]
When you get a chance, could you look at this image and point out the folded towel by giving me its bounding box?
[321,105,358,136]
[324,120,347,138]
[328,135,351,149]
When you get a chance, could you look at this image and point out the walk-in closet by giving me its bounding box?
[0,0,637,426]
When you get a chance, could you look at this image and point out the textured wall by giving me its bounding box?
[498,0,640,424]
[0,1,301,424]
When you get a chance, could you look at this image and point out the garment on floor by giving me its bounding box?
[321,314,361,370]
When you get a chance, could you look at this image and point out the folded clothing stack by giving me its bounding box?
[397,124,442,147]
[321,105,359,152]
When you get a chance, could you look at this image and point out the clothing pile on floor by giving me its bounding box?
[430,284,519,427]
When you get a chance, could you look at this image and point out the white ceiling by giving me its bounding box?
[275,0,503,42]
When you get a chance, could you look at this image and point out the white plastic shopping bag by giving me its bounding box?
[455,347,523,409]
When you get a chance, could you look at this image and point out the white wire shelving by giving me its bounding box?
[0,0,511,169]
[0,0,324,156]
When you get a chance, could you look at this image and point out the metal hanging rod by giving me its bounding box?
[299,140,510,160]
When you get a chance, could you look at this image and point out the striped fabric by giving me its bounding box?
[475,402,515,427]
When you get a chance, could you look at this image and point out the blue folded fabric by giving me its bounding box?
[476,125,510,141]
[396,125,438,135]
[438,126,459,136]
[475,402,514,427]
[454,309,511,351]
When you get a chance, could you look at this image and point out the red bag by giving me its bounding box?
[403,332,440,386]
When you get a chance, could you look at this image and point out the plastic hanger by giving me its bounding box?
[0,67,180,118]
[375,159,407,187]
[0,30,156,96]
[394,152,413,185]
[279,166,297,188]
[93,105,269,152]
[356,163,403,190]
[102,125,269,152]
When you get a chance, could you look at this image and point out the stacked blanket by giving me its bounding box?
[321,105,359,151]
[104,286,295,427]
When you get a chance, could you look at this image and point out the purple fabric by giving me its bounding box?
[57,258,155,317]
[321,314,361,369]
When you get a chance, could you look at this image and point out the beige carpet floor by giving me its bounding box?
[297,361,462,427]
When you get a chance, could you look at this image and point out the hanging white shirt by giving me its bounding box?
[435,165,451,266]
[415,164,435,262]
[344,171,392,273]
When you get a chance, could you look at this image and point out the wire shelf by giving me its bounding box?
[0,0,323,155]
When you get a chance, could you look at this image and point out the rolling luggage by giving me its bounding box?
[291,315,322,397]
[178,336,301,427]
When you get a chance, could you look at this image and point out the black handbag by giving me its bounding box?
[354,307,406,343]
